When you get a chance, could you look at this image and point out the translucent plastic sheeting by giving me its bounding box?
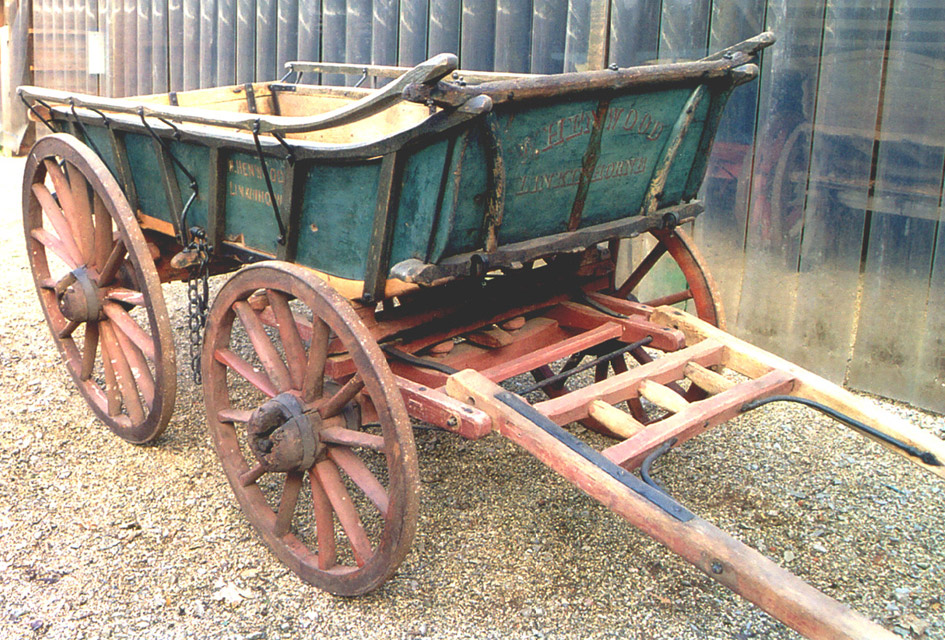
[344,0,371,85]
[169,0,184,89]
[848,0,945,405]
[200,0,218,87]
[460,0,496,71]
[183,0,199,89]
[787,0,891,381]
[734,0,826,358]
[216,0,236,85]
[152,0,170,92]
[297,0,322,73]
[256,0,277,81]
[398,0,428,66]
[235,0,254,83]
[428,0,460,60]
[136,0,153,95]
[694,0,765,326]
[608,0,661,67]
[563,0,590,72]
[277,0,300,77]
[659,0,710,62]
[108,0,124,95]
[530,0,567,74]
[372,0,399,69]
[320,0,346,85]
[494,0,532,73]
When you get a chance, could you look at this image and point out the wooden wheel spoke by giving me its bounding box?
[317,374,364,419]
[98,240,127,286]
[327,447,389,516]
[274,472,304,537]
[233,300,292,394]
[267,290,307,390]
[102,301,156,361]
[80,322,99,381]
[109,317,156,406]
[99,329,122,416]
[100,321,145,423]
[92,193,113,270]
[58,319,81,339]
[302,319,330,403]
[239,463,266,487]
[643,289,693,308]
[32,182,85,267]
[30,226,80,270]
[616,240,668,298]
[319,427,386,452]
[104,287,145,306]
[63,162,96,262]
[217,408,254,424]
[314,460,372,567]
[309,472,338,570]
[214,348,278,398]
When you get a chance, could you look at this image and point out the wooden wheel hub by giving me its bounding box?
[56,267,102,324]
[247,393,322,472]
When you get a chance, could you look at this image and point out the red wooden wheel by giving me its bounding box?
[202,262,419,595]
[22,133,176,443]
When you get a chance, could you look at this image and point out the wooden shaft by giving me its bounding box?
[638,379,690,414]
[587,401,645,438]
[651,306,945,480]
[445,369,898,640]
[683,361,735,394]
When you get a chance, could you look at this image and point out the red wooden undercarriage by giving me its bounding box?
[252,252,943,640]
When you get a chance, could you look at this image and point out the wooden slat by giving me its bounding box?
[638,379,690,414]
[319,427,386,452]
[587,401,645,438]
[683,361,735,395]
[214,348,278,398]
[534,339,725,425]
[314,460,372,566]
[478,321,621,383]
[605,369,796,469]
[328,447,389,515]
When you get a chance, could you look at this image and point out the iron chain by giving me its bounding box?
[186,228,211,385]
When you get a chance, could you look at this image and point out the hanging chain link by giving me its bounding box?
[186,227,211,385]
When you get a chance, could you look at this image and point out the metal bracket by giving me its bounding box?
[244,83,258,114]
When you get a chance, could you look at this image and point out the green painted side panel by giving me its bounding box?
[223,151,286,256]
[498,89,692,237]
[82,126,119,183]
[124,133,172,222]
[442,127,490,257]
[428,135,468,262]
[661,94,711,204]
[169,141,211,230]
[294,161,382,281]
[389,139,451,267]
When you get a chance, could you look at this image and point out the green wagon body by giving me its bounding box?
[20,34,768,301]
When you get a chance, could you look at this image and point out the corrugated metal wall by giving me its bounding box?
[26,0,945,413]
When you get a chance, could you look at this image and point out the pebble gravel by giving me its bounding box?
[0,156,943,639]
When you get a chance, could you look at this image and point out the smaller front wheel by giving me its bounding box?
[203,262,419,595]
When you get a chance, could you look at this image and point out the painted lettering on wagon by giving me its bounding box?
[514,156,648,196]
[534,107,665,155]
[227,157,285,205]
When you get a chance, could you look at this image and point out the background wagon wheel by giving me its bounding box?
[22,133,176,444]
[203,262,419,595]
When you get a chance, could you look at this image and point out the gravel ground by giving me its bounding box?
[1,154,943,640]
